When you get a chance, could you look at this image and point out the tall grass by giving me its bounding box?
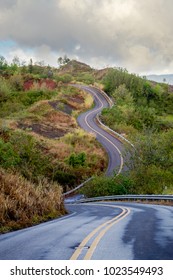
[0,168,66,233]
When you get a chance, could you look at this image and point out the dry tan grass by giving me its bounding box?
[45,110,77,128]
[0,168,66,233]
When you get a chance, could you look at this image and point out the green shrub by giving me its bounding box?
[76,73,94,84]
[9,131,52,182]
[0,77,11,103]
[0,139,21,168]
[18,88,57,107]
[9,74,24,91]
[67,152,86,167]
[0,101,25,118]
[52,170,76,190]
[80,174,132,197]
[58,74,73,83]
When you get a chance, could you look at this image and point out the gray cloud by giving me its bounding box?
[0,0,173,73]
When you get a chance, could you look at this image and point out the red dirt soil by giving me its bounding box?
[24,79,57,91]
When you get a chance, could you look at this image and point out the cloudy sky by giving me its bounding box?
[0,0,173,74]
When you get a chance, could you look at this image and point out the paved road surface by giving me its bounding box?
[0,202,173,260]
[0,86,172,260]
[75,85,126,175]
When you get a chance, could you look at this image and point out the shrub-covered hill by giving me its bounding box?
[0,61,108,232]
[1,57,173,231]
[81,68,173,197]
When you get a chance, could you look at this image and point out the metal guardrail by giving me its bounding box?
[96,113,134,148]
[90,86,134,148]
[63,85,134,197]
[77,194,173,203]
[91,86,114,108]
[63,177,93,197]
[63,85,172,204]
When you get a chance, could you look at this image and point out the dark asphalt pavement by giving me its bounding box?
[75,85,126,175]
[0,202,173,260]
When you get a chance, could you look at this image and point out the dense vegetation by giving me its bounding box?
[1,56,173,231]
[0,56,107,232]
[82,68,173,196]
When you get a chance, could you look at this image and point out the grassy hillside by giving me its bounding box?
[81,68,173,197]
[0,58,173,231]
[0,59,108,232]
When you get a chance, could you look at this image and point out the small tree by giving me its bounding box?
[68,152,86,168]
[57,57,63,66]
[28,58,33,73]
[63,55,70,64]
[0,55,8,71]
[0,77,11,103]
[57,55,70,66]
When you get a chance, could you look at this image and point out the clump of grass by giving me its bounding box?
[84,92,94,109]
[0,168,66,233]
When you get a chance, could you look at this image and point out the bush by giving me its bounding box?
[0,130,53,183]
[9,74,24,91]
[67,152,86,167]
[0,139,21,168]
[0,77,11,102]
[129,165,173,194]
[126,130,173,194]
[80,174,132,197]
[52,170,76,190]
[58,74,73,83]
[76,73,95,84]
[0,101,25,117]
[19,88,57,107]
[9,131,52,182]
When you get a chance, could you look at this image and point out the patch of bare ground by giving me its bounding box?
[48,101,74,115]
[24,79,57,91]
[16,101,77,139]
[48,93,85,115]
[7,86,107,189]
[17,122,66,139]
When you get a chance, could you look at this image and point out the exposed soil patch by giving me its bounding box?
[44,111,76,128]
[17,105,77,139]
[48,94,84,114]
[48,101,74,115]
[18,122,66,139]
[68,95,84,104]
[24,79,57,91]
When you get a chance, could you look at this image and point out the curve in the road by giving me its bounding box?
[70,204,130,260]
[73,85,125,176]
[1,202,173,260]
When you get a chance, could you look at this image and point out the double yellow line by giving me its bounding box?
[70,204,130,260]
[83,88,124,175]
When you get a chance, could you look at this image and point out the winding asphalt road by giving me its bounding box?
[0,85,172,260]
[75,85,125,176]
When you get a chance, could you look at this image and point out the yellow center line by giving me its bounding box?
[70,204,130,260]
[84,207,130,260]
[84,89,124,175]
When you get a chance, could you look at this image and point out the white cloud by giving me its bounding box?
[0,0,173,74]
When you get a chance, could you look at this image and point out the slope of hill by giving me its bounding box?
[0,65,108,232]
[58,60,92,75]
[1,58,173,232]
